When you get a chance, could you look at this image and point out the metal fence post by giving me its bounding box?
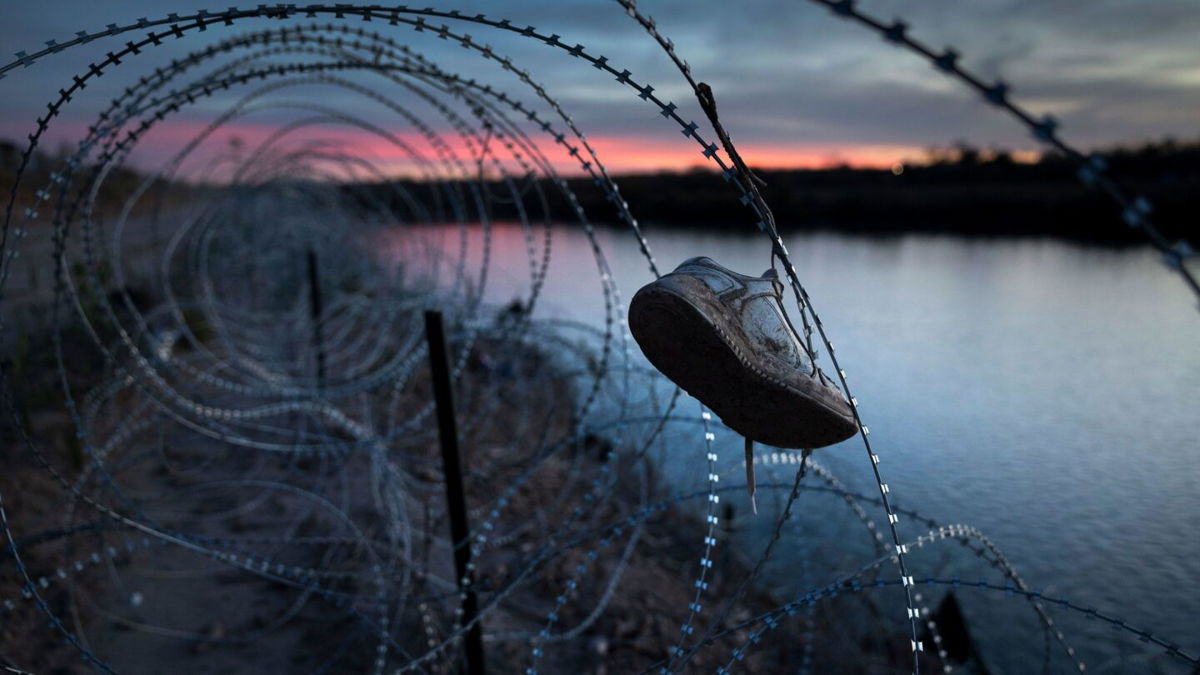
[307,248,326,390]
[424,310,486,675]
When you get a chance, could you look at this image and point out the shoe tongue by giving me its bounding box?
[761,266,784,296]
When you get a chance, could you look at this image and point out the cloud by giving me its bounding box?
[1,0,1195,173]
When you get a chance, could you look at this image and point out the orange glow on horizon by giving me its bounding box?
[577,135,928,174]
[12,118,979,178]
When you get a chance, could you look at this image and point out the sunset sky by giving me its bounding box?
[1,1,1197,175]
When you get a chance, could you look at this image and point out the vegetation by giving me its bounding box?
[361,137,1199,244]
[552,138,1199,242]
[0,139,194,217]
[7,136,1195,243]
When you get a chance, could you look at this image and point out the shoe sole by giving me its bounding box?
[629,279,857,449]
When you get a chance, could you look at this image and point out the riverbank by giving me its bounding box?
[0,270,826,673]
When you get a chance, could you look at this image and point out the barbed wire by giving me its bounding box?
[0,3,1192,675]
[804,0,1200,306]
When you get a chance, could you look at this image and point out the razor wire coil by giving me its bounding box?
[0,3,1194,674]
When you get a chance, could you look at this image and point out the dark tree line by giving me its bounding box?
[6,136,1193,244]
[539,138,1198,243]
[358,137,1198,243]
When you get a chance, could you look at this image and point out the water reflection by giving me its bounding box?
[385,222,1199,671]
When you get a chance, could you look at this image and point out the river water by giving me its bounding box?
[402,221,1199,673]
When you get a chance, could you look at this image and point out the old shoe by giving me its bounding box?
[629,256,857,450]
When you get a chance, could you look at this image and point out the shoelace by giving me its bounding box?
[745,437,757,515]
[744,440,814,515]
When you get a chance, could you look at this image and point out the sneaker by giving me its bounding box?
[629,256,858,450]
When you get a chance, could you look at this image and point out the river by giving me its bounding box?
[394,221,1199,673]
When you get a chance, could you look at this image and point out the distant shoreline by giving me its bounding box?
[339,139,1197,245]
[7,137,1194,245]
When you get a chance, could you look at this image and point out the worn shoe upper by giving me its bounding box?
[629,256,857,449]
